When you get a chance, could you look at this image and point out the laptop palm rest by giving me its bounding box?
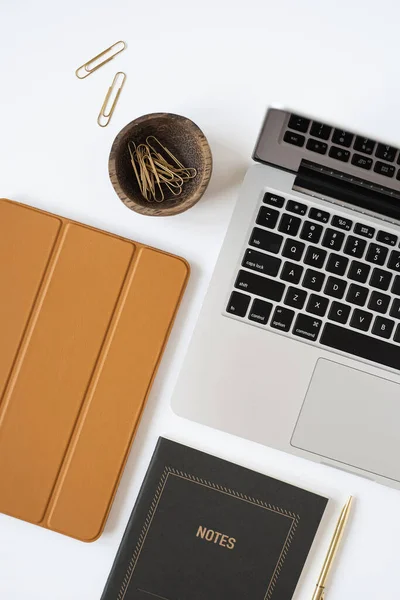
[291,358,400,483]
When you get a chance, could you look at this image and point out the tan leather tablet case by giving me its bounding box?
[0,199,189,542]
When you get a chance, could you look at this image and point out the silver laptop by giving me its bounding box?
[172,108,400,490]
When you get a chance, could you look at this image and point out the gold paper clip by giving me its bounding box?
[97,72,126,127]
[75,41,126,79]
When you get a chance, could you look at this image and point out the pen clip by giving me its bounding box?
[75,41,126,79]
[97,72,126,127]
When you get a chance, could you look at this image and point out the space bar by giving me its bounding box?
[320,323,400,371]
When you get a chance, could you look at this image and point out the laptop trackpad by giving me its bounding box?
[291,359,400,483]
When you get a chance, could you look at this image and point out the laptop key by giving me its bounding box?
[256,206,279,229]
[280,262,303,284]
[286,200,307,216]
[328,146,350,162]
[309,207,330,223]
[249,228,283,254]
[353,136,376,155]
[242,249,281,277]
[368,291,390,314]
[310,122,332,140]
[374,162,395,178]
[348,260,370,283]
[263,192,285,208]
[372,316,395,339]
[306,138,328,155]
[326,253,349,276]
[306,294,329,317]
[322,228,345,251]
[321,323,400,370]
[304,246,327,268]
[387,250,400,272]
[278,214,301,236]
[283,131,305,147]
[302,269,325,291]
[300,221,323,243]
[331,215,352,231]
[226,291,251,317]
[248,299,273,325]
[284,286,307,309]
[390,298,400,319]
[375,143,396,162]
[394,324,400,343]
[282,238,305,261]
[354,223,375,238]
[391,275,400,295]
[376,230,397,246]
[351,154,373,170]
[288,114,310,133]
[292,313,322,341]
[365,243,388,265]
[328,301,351,324]
[369,268,392,291]
[324,276,347,299]
[235,270,284,302]
[347,284,369,306]
[344,236,367,258]
[270,306,295,332]
[349,309,373,332]
[332,129,354,147]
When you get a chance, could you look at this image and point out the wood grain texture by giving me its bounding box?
[108,113,212,216]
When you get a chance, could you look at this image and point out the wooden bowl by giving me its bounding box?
[109,113,212,216]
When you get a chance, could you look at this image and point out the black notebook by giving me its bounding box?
[101,438,328,600]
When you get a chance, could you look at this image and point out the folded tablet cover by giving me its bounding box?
[0,199,189,542]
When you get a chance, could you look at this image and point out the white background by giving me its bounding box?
[1,1,400,598]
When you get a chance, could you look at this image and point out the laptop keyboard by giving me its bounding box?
[225,191,400,372]
[284,114,400,179]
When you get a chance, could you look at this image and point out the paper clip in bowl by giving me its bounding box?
[97,72,126,128]
[75,41,126,79]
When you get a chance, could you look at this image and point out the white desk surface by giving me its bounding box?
[1,1,400,598]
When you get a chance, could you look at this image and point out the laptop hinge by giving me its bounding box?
[293,159,400,224]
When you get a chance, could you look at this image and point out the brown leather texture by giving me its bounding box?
[0,198,189,542]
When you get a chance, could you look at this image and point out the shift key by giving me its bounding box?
[235,270,284,302]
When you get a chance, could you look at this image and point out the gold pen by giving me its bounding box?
[312,496,354,600]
